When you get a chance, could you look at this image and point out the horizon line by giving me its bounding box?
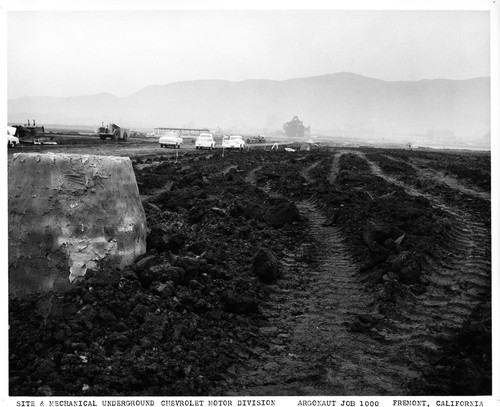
[8,71,490,100]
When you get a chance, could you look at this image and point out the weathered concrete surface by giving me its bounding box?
[8,153,147,296]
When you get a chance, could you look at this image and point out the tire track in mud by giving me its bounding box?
[233,151,490,395]
[328,150,347,183]
[350,151,491,367]
[232,160,420,395]
[300,160,322,183]
[316,150,491,328]
[230,199,420,395]
[380,154,490,201]
[312,149,490,389]
[292,200,421,395]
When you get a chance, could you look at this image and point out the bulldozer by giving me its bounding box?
[98,123,129,141]
[13,120,56,144]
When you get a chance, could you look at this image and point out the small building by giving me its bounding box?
[154,127,210,137]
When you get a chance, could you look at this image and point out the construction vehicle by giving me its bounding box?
[12,120,56,145]
[246,135,266,144]
[283,116,310,138]
[98,123,129,141]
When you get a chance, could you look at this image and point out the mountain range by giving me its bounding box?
[8,72,490,145]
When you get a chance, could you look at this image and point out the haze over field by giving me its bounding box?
[6,7,491,147]
[8,73,490,146]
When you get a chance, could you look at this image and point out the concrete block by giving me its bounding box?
[8,153,147,296]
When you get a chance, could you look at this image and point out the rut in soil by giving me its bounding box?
[357,151,491,369]
[358,151,490,307]
[380,154,490,201]
[230,150,490,396]
[231,156,417,395]
[230,198,422,395]
[292,199,422,395]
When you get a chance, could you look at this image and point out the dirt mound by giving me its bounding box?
[9,150,308,395]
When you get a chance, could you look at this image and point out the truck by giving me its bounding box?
[159,132,183,148]
[195,133,216,149]
[98,123,129,141]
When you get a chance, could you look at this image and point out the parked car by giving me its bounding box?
[7,126,20,148]
[222,135,245,149]
[159,132,183,148]
[195,133,216,149]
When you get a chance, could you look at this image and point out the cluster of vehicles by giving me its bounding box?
[7,123,57,147]
[97,123,249,150]
[159,132,247,150]
[7,120,265,151]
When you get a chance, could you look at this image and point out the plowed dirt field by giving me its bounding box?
[9,144,491,396]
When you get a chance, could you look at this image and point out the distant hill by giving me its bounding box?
[8,72,490,145]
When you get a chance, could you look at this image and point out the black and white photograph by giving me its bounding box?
[3,0,497,401]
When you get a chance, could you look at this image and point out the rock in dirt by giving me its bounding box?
[251,248,281,283]
[168,233,186,254]
[433,218,453,235]
[241,202,266,222]
[135,254,158,269]
[137,262,186,287]
[146,227,169,252]
[390,251,421,285]
[175,256,206,274]
[363,220,401,246]
[264,201,301,228]
[390,251,412,271]
[398,262,421,285]
[187,241,209,255]
[188,206,206,224]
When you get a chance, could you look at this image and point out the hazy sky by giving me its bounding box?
[7,9,490,99]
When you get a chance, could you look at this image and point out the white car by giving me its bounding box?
[7,126,20,148]
[195,133,216,149]
[222,135,245,150]
[159,132,183,149]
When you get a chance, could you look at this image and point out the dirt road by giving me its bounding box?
[7,137,289,163]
